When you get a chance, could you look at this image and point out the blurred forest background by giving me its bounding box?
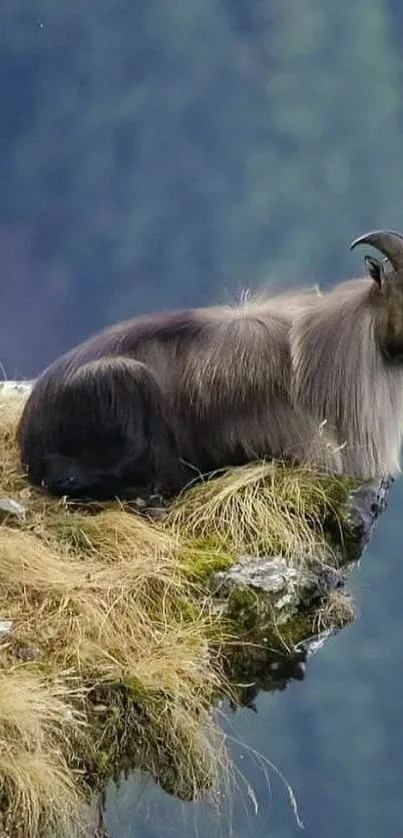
[2,2,403,837]
[2,0,403,377]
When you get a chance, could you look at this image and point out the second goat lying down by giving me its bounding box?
[17,229,403,500]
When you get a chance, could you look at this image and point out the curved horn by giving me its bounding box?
[350,229,403,270]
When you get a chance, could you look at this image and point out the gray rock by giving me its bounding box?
[212,477,389,622]
[0,498,26,520]
[0,621,13,638]
[0,380,33,396]
[346,477,391,558]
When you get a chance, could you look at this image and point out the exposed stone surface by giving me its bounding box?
[213,478,389,609]
[346,477,391,558]
[0,380,34,396]
[0,621,13,638]
[213,553,345,601]
[0,498,26,520]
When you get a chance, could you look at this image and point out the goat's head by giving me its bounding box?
[351,229,403,361]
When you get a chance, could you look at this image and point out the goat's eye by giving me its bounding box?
[365,256,384,288]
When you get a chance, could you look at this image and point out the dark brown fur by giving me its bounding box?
[17,230,403,500]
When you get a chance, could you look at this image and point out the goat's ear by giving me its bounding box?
[365,255,385,289]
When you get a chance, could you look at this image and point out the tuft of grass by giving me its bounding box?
[0,751,80,838]
[313,589,355,635]
[0,670,83,838]
[48,504,176,563]
[167,461,354,564]
[0,393,28,496]
[0,669,82,749]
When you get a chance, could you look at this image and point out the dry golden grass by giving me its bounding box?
[49,504,175,561]
[0,671,83,838]
[168,461,350,563]
[0,527,219,685]
[0,750,80,838]
[0,669,82,749]
[0,393,27,496]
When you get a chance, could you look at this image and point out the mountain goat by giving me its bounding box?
[17,229,403,499]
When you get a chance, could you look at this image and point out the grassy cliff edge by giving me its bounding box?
[0,386,378,837]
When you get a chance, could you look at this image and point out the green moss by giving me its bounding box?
[120,675,149,700]
[318,475,365,559]
[178,537,234,583]
[223,580,354,654]
[318,474,359,504]
[223,585,307,651]
[281,473,359,536]
[223,589,269,645]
